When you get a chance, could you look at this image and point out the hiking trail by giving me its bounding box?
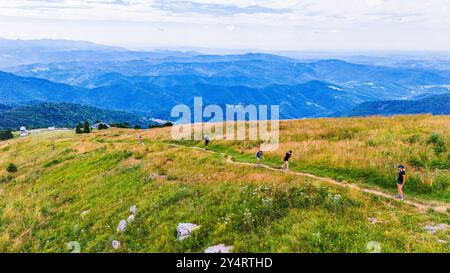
[168,143,450,214]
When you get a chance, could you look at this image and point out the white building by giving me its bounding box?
[19,126,29,137]
[91,122,111,129]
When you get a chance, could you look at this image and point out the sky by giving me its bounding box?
[0,0,449,51]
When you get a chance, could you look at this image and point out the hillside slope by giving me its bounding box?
[0,102,150,130]
[0,115,448,253]
[0,71,83,104]
[0,71,363,118]
[346,94,450,117]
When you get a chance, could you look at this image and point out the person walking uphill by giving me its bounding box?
[256,150,264,166]
[282,150,293,171]
[204,135,210,150]
[395,165,406,200]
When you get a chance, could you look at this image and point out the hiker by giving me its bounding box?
[256,150,264,166]
[204,135,210,150]
[138,135,144,145]
[282,150,293,171]
[395,165,406,200]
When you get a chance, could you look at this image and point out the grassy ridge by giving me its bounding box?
[0,117,449,253]
[180,115,449,202]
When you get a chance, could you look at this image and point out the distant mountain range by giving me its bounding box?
[345,93,450,117]
[0,102,152,130]
[0,38,198,68]
[0,70,361,118]
[0,38,449,124]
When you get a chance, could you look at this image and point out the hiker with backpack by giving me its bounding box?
[395,165,406,200]
[282,150,293,171]
[256,150,264,166]
[204,135,210,150]
[138,135,144,145]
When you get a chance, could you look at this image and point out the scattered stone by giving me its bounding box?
[204,244,233,253]
[423,224,448,235]
[146,173,167,180]
[117,219,127,232]
[127,214,135,223]
[437,239,447,244]
[80,210,90,217]
[368,217,385,224]
[177,223,200,241]
[112,240,121,249]
[73,224,80,233]
[130,205,137,215]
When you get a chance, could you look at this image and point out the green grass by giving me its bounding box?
[172,140,449,202]
[0,123,449,253]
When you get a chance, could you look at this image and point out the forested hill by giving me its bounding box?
[0,102,150,130]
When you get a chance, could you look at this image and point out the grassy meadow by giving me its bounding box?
[179,115,450,202]
[0,115,448,253]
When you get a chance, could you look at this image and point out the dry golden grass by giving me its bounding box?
[0,116,448,253]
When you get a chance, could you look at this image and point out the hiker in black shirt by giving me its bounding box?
[282,151,293,171]
[395,165,406,200]
[204,135,210,150]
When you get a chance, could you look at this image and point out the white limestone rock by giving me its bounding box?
[204,244,233,253]
[130,205,137,215]
[177,223,200,241]
[112,240,121,249]
[117,219,127,232]
[127,214,135,223]
[80,210,90,217]
[423,224,448,235]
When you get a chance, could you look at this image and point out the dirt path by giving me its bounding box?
[168,143,450,214]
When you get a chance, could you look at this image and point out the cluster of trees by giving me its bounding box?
[149,122,173,129]
[110,123,143,130]
[74,121,173,134]
[75,121,91,134]
[111,122,131,128]
[0,130,13,141]
[0,102,149,130]
[97,123,109,130]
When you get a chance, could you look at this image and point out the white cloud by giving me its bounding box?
[0,0,449,51]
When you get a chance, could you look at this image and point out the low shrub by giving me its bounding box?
[6,163,18,173]
[406,134,420,144]
[0,175,14,183]
[433,139,447,155]
[408,156,425,168]
[432,173,449,192]
[0,130,13,141]
[406,172,432,194]
[427,158,449,170]
[427,132,440,144]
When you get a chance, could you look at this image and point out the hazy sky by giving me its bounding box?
[0,0,449,51]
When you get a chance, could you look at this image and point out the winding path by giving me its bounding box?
[168,143,450,214]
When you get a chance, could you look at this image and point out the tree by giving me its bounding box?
[83,121,91,134]
[0,130,13,141]
[134,124,141,130]
[98,123,108,130]
[75,123,83,134]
